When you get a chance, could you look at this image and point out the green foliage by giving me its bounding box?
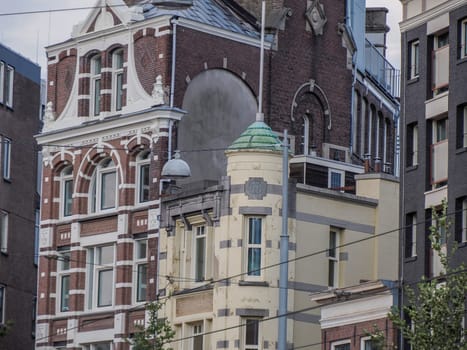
[128,301,175,350]
[363,325,387,350]
[389,201,467,350]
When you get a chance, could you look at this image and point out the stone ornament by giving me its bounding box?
[43,101,56,131]
[306,0,327,36]
[151,75,169,105]
[245,177,268,200]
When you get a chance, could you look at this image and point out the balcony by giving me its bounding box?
[365,39,400,98]
[432,45,449,95]
[431,140,448,186]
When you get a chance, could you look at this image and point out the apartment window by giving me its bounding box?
[136,151,150,203]
[90,158,117,212]
[328,169,344,191]
[112,49,124,111]
[5,65,14,108]
[409,40,420,79]
[87,245,114,309]
[331,340,350,350]
[460,18,467,58]
[191,323,203,350]
[457,105,467,148]
[431,118,448,186]
[135,239,147,302]
[406,122,418,167]
[244,319,260,350]
[0,211,8,254]
[2,137,11,180]
[0,286,4,324]
[61,166,73,217]
[0,62,4,104]
[361,337,378,350]
[194,226,206,282]
[57,251,71,312]
[246,218,262,277]
[432,31,449,95]
[34,209,40,265]
[83,343,111,350]
[405,213,417,258]
[328,229,339,287]
[455,197,467,243]
[91,55,101,116]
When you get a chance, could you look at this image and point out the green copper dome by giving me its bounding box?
[228,121,282,151]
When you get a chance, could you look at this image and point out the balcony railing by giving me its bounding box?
[431,140,448,185]
[365,39,400,98]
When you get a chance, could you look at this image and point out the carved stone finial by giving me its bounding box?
[306,0,327,36]
[151,75,169,106]
[43,101,56,131]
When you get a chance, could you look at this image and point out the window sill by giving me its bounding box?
[406,164,418,172]
[458,241,467,248]
[407,76,419,85]
[404,256,417,263]
[3,178,11,184]
[238,280,269,287]
[457,56,467,65]
[455,147,467,155]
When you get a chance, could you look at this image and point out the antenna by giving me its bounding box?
[256,0,266,122]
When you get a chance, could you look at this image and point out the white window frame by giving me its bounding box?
[410,40,420,79]
[328,169,345,191]
[407,213,417,258]
[243,318,261,350]
[60,166,73,218]
[412,123,419,166]
[0,285,4,324]
[191,322,204,350]
[193,225,207,282]
[462,198,467,243]
[0,62,4,105]
[360,336,377,350]
[134,239,148,303]
[331,339,351,350]
[2,137,11,180]
[461,19,467,59]
[83,343,112,350]
[462,106,467,148]
[0,211,8,254]
[5,65,14,108]
[86,245,115,310]
[90,158,118,213]
[328,229,340,287]
[112,49,124,111]
[245,217,263,280]
[57,251,71,313]
[90,55,101,117]
[136,151,150,204]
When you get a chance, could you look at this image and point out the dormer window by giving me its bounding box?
[90,158,117,212]
[90,55,101,116]
[112,50,124,111]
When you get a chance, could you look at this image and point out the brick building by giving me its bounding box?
[35,0,400,349]
[0,43,41,349]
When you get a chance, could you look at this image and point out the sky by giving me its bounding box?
[0,0,402,79]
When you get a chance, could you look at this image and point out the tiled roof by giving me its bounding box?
[140,0,259,38]
[228,121,282,151]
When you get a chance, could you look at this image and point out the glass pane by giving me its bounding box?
[3,139,10,179]
[61,275,70,312]
[136,240,147,260]
[94,79,101,116]
[193,333,203,350]
[248,218,261,244]
[0,213,7,253]
[328,231,337,257]
[248,248,261,276]
[116,73,123,111]
[331,172,341,189]
[139,164,149,202]
[137,264,147,302]
[98,269,113,307]
[328,260,335,287]
[61,252,71,271]
[114,51,123,69]
[195,236,206,281]
[64,179,73,216]
[94,343,111,350]
[98,246,114,265]
[364,339,374,350]
[93,57,101,75]
[101,171,116,209]
[0,287,3,323]
[245,319,259,345]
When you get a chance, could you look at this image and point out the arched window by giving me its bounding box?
[90,55,102,116]
[90,158,117,212]
[112,49,124,111]
[60,166,73,217]
[136,151,150,203]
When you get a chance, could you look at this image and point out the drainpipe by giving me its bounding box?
[168,16,179,160]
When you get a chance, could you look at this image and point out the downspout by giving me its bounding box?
[168,16,179,160]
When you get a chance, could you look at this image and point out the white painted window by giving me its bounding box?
[136,151,150,204]
[5,65,14,108]
[194,225,206,282]
[90,55,101,116]
[244,318,261,350]
[246,218,262,278]
[87,245,115,309]
[361,336,378,350]
[57,251,71,312]
[461,199,467,243]
[328,229,340,287]
[60,166,73,217]
[90,158,118,212]
[0,285,4,324]
[0,211,8,254]
[134,239,147,302]
[112,49,124,111]
[0,62,4,105]
[331,340,350,350]
[405,213,417,258]
[461,18,467,59]
[431,118,448,186]
[328,169,344,191]
[191,322,203,350]
[2,137,11,180]
[409,40,419,79]
[83,343,112,350]
[433,31,449,94]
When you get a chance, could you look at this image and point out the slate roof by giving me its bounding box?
[139,0,259,38]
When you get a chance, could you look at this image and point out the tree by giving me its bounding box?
[128,301,175,350]
[390,203,467,349]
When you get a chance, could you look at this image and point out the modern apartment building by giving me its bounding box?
[35,0,400,349]
[400,0,467,289]
[0,43,41,350]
